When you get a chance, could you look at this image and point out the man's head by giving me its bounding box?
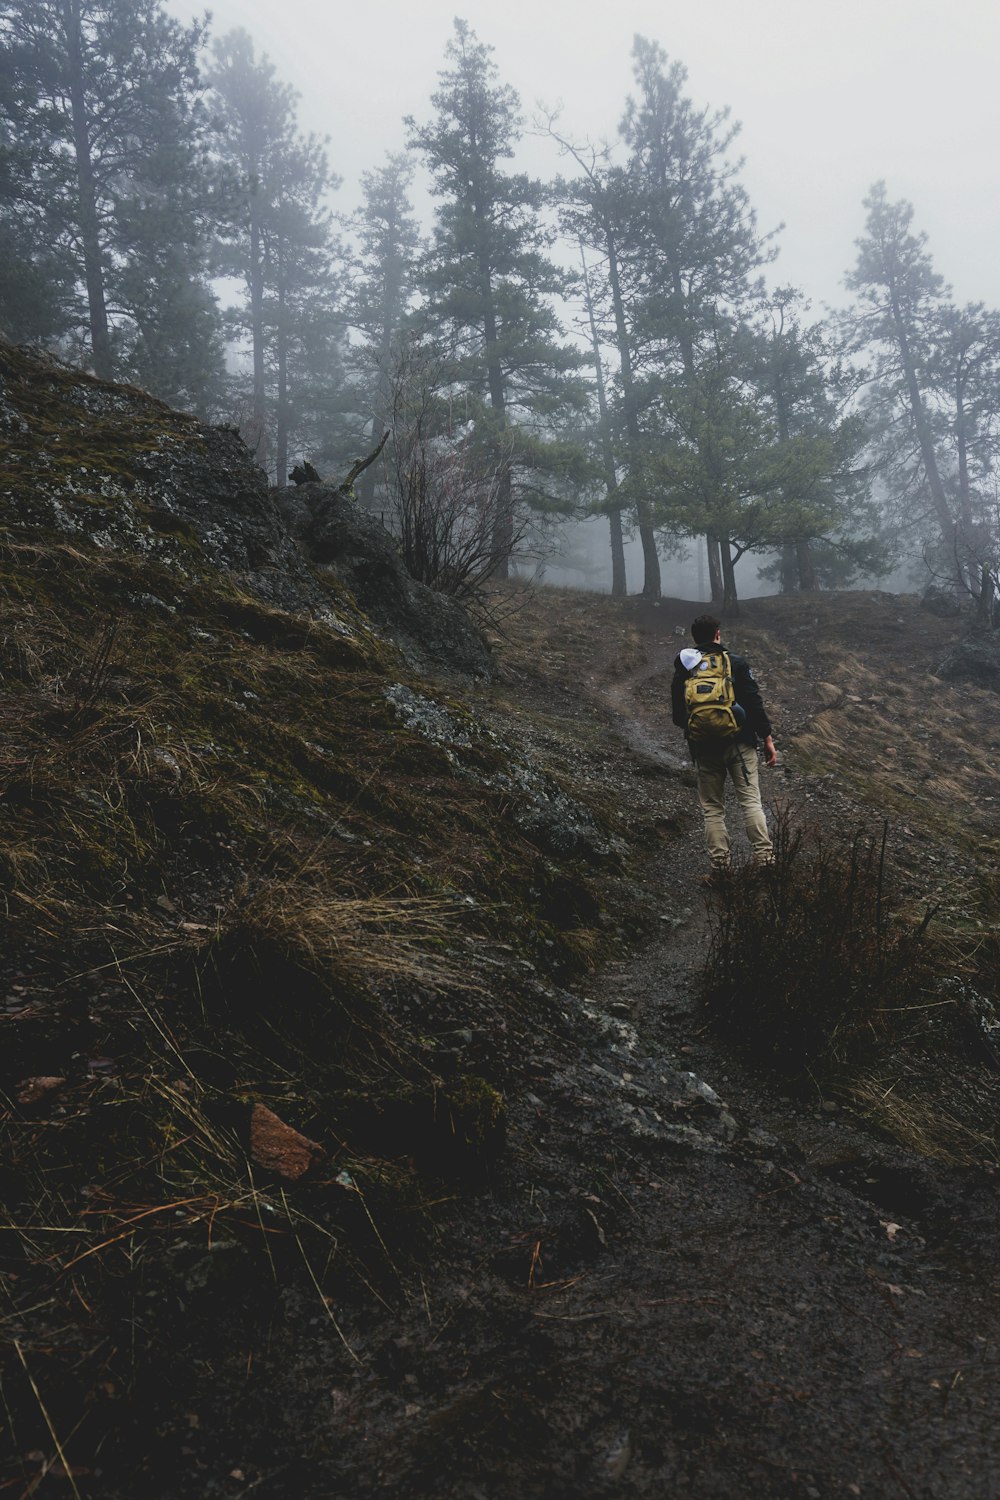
[691,614,721,646]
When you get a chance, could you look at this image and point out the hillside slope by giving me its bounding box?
[3,347,1000,1498]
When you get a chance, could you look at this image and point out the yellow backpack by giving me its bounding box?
[683,649,742,747]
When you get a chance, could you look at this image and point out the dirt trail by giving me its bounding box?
[596,627,688,769]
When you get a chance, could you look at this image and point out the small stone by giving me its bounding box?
[16,1077,66,1107]
[249,1104,324,1181]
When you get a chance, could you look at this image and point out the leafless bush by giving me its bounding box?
[385,343,522,599]
[923,506,1000,626]
[224,389,271,472]
[702,813,936,1081]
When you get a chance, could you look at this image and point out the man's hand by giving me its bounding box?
[762,735,778,768]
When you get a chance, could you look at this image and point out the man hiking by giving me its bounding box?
[671,614,777,879]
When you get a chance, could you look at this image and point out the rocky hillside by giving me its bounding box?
[3,343,1000,1499]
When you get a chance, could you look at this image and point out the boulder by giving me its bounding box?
[0,340,333,620]
[274,481,494,679]
[935,633,1000,694]
[920,584,962,619]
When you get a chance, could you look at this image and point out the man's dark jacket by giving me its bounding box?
[671,645,772,753]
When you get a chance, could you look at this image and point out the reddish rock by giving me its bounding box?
[16,1077,66,1107]
[249,1104,324,1181]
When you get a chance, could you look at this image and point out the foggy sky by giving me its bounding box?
[167,0,1000,314]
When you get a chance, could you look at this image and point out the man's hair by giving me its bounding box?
[691,614,721,645]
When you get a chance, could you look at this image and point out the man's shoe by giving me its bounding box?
[698,869,730,889]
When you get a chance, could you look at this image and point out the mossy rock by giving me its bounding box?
[435,1073,506,1178]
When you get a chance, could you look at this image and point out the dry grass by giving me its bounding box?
[702,812,937,1081]
[794,652,1000,847]
[847,1074,998,1166]
[0,543,624,1399]
[213,885,469,985]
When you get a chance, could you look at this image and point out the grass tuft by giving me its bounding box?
[701,812,936,1082]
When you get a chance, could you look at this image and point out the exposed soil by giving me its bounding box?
[5,582,1000,1499]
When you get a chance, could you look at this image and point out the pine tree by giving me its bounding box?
[845,185,953,545]
[924,300,1000,610]
[208,28,346,480]
[846,183,1000,608]
[747,290,879,592]
[0,0,223,403]
[618,38,774,603]
[552,128,657,597]
[407,19,588,577]
[346,153,422,505]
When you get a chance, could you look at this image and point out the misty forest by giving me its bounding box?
[3,5,1000,1499]
[3,5,1000,611]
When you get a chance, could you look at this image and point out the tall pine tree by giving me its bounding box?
[741,291,879,592]
[0,0,223,404]
[619,38,774,604]
[846,183,1000,609]
[553,128,656,597]
[346,153,422,505]
[407,19,588,577]
[208,28,346,479]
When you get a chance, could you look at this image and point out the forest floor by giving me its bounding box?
[265,587,1000,1500]
[5,580,1000,1499]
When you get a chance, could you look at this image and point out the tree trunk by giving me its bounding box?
[249,194,268,466]
[607,229,659,598]
[976,564,993,627]
[580,242,626,597]
[608,507,626,598]
[477,240,512,579]
[796,539,817,591]
[780,544,797,594]
[63,0,112,379]
[889,287,954,550]
[954,379,980,597]
[358,420,385,509]
[275,241,288,484]
[706,536,724,603]
[773,375,806,593]
[721,538,739,615]
[360,314,397,508]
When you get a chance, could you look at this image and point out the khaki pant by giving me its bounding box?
[695,742,773,869]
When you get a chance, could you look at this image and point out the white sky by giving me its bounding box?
[172,0,1000,314]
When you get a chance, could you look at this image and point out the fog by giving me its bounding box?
[166,0,1000,313]
[535,521,774,600]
